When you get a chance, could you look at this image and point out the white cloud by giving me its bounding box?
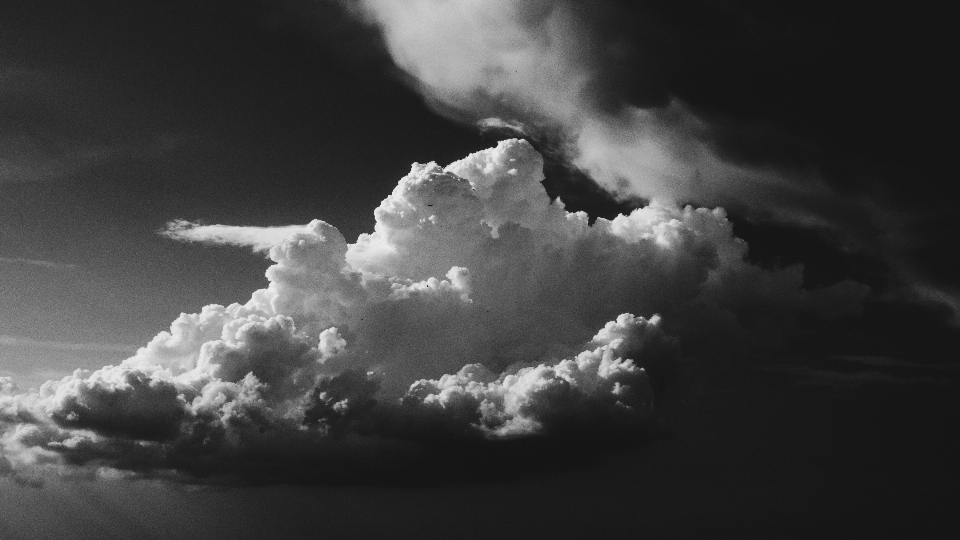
[160,220,313,253]
[345,0,878,238]
[0,140,867,483]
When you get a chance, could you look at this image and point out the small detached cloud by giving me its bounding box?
[0,140,868,485]
[161,221,313,253]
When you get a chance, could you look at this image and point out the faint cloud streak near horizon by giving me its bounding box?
[0,257,76,270]
[0,335,138,354]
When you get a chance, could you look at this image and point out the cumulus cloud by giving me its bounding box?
[0,140,868,484]
[402,314,673,438]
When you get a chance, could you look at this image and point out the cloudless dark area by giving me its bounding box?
[3,0,485,232]
[1,0,958,538]
[2,0,487,344]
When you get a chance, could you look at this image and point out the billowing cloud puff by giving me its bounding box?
[402,314,674,438]
[0,140,867,484]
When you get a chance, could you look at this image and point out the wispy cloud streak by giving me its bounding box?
[160,220,312,253]
[0,335,137,354]
[0,257,75,270]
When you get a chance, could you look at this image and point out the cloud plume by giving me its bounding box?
[335,0,960,324]
[0,140,868,484]
[338,0,836,216]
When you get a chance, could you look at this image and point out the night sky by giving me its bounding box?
[1,1,957,538]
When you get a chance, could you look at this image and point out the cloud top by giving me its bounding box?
[340,0,897,275]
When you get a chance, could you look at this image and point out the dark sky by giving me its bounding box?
[1,0,487,379]
[2,0,956,358]
[1,1,957,537]
[621,0,956,289]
